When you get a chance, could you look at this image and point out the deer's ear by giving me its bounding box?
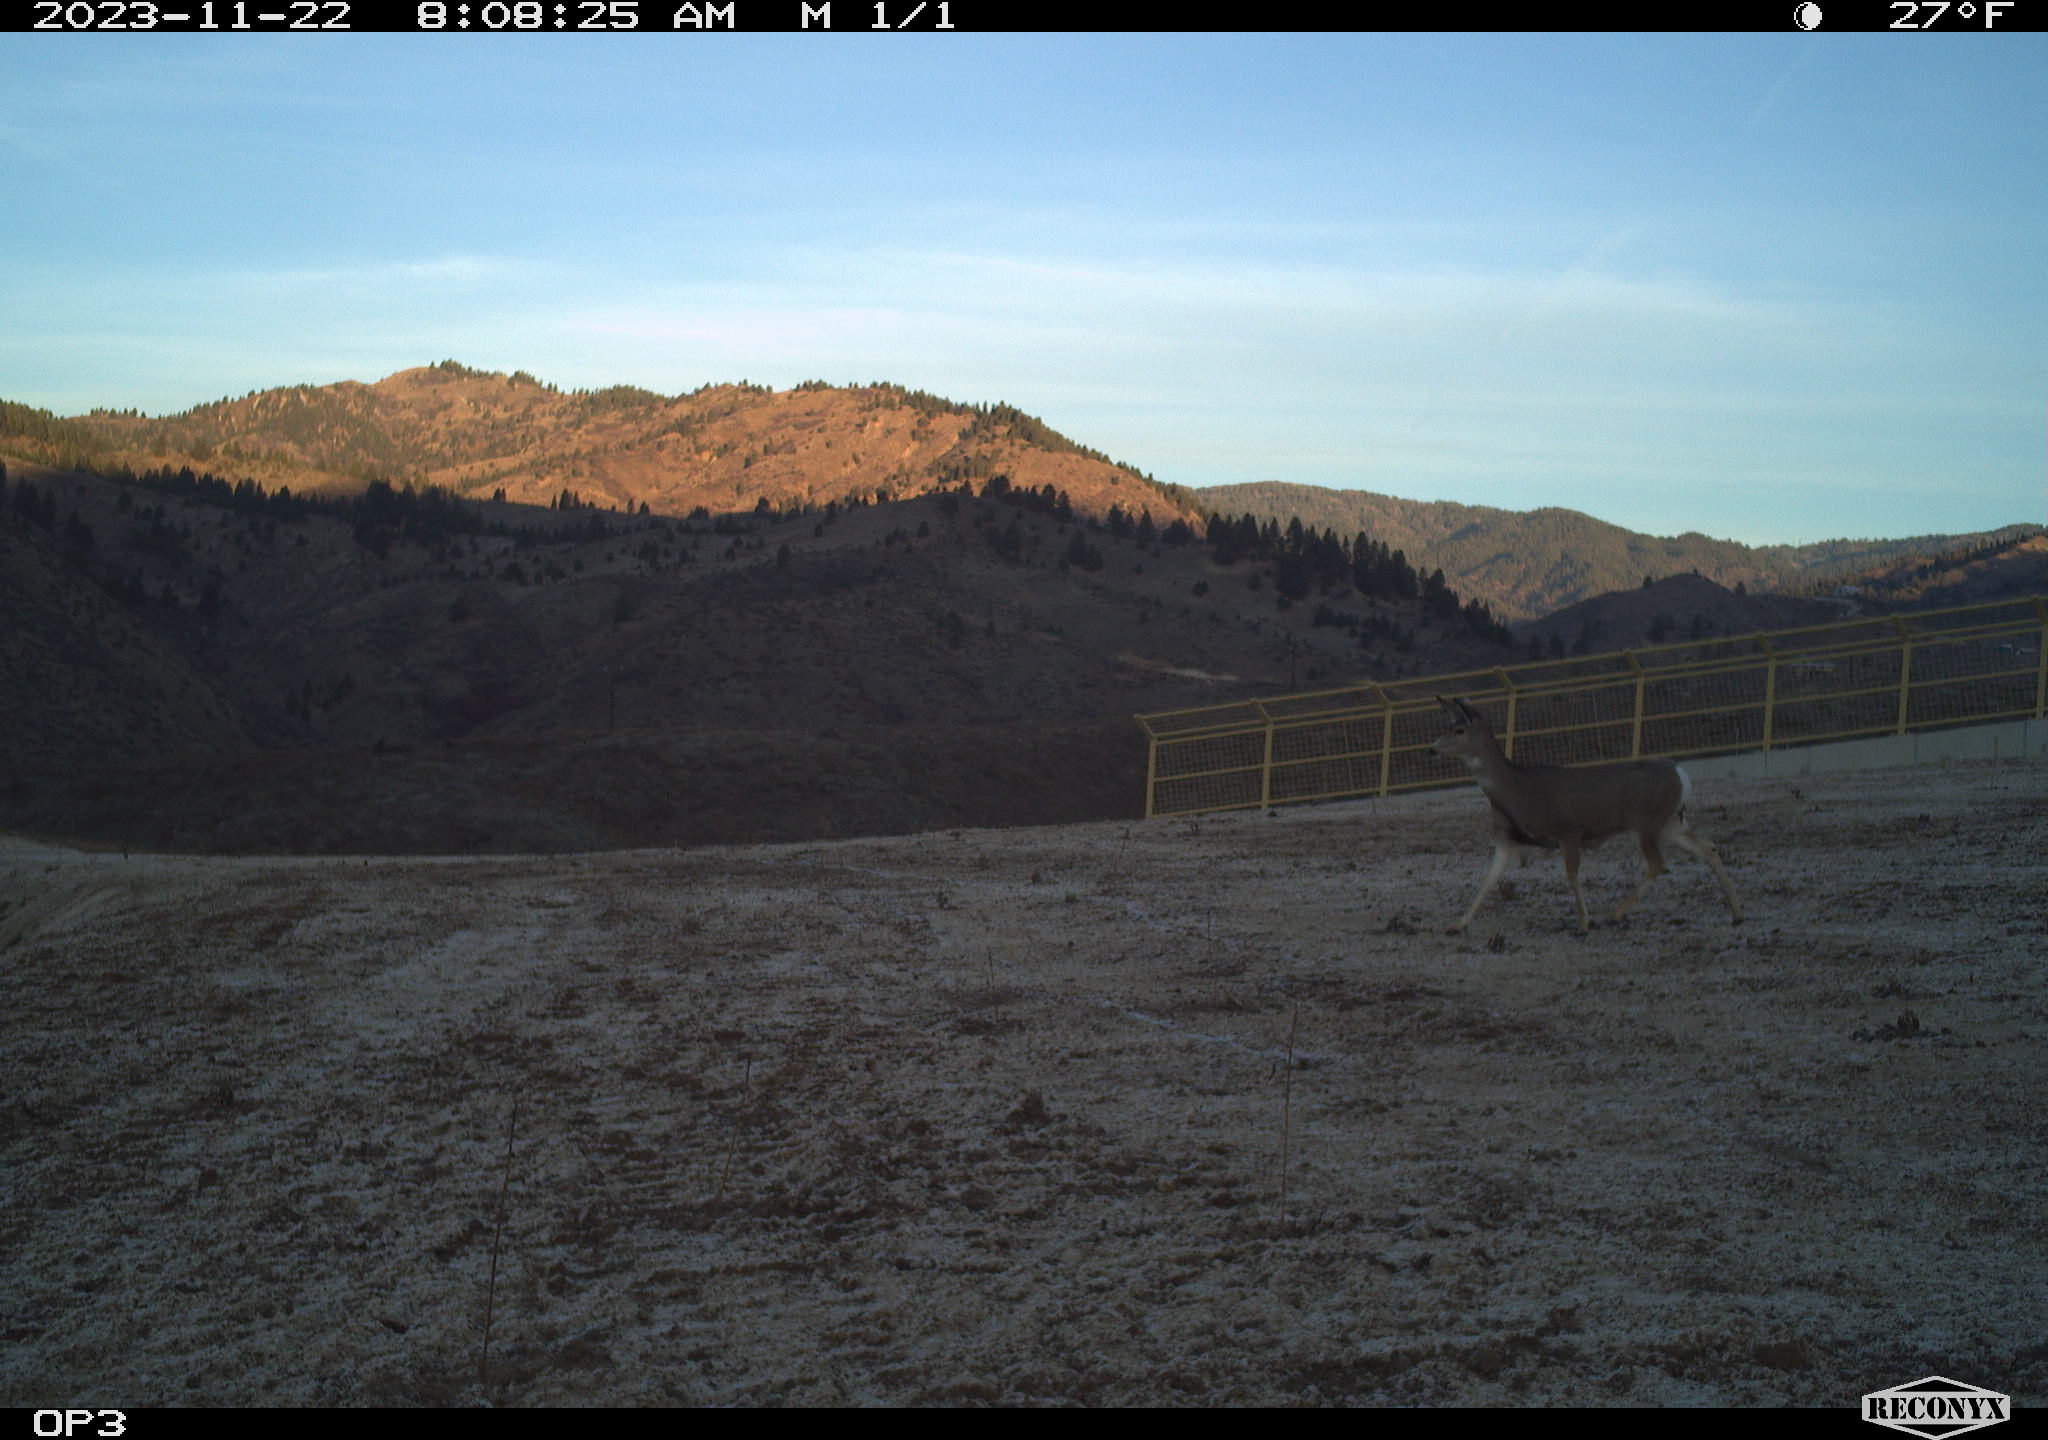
[1454,698,1481,722]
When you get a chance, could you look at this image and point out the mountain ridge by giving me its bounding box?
[11,366,2035,627]
[17,361,1202,530]
[4,361,2042,856]
[1197,479,2041,619]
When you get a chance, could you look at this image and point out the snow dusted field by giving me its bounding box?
[3,757,2044,1407]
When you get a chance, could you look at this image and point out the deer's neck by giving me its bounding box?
[1464,741,1526,797]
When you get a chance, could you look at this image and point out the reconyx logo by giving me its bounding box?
[1863,1376,2011,1438]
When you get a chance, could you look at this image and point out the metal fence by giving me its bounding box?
[1135,594,2048,818]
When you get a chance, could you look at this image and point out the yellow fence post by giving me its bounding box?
[1892,617,1914,735]
[1758,637,1778,751]
[1257,704,1275,810]
[1497,670,1519,759]
[1142,724,1159,820]
[1625,652,1646,759]
[1376,690,1395,798]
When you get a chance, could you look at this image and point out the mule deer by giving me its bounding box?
[1431,696,1743,934]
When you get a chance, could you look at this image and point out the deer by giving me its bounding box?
[1430,695,1743,934]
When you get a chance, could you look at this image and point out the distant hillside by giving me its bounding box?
[1515,572,1856,657]
[0,455,1517,851]
[4,363,1201,528]
[1826,531,2048,609]
[8,363,2038,855]
[0,513,252,764]
[21,369,2035,630]
[1197,480,2041,620]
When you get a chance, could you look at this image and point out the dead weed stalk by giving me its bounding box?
[478,1098,520,1387]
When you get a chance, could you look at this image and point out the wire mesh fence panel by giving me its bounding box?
[1639,706,1764,758]
[1907,648,2041,727]
[1147,727,1270,816]
[1774,688,1897,744]
[1511,718,1636,768]
[1637,670,1765,756]
[1268,753,1384,805]
[1266,715,1386,806]
[1383,705,1464,792]
[1270,715,1384,766]
[1149,759,1266,816]
[1140,699,1271,739]
[1136,596,2048,817]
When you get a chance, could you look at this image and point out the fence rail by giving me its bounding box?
[1135,594,2048,818]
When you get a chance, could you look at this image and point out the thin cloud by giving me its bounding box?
[234,255,548,293]
[1743,46,1818,132]
[833,244,1783,333]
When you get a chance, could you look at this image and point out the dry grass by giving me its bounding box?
[2,758,2044,1407]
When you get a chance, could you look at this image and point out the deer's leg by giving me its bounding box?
[1450,838,1519,934]
[1668,822,1744,923]
[1614,830,1669,921]
[1561,838,1591,933]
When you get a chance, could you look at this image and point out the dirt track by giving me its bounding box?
[3,757,2044,1407]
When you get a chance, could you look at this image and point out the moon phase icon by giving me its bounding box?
[1793,1,1822,26]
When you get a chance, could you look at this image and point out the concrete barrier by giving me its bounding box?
[1678,717,2048,782]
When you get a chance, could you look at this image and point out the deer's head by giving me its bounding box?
[1431,696,1494,767]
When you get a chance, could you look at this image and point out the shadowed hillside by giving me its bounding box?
[0,518,252,762]
[1513,573,1856,657]
[0,456,1516,853]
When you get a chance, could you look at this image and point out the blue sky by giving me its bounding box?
[1,33,2042,546]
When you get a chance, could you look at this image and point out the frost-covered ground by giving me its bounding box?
[3,757,2044,1407]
